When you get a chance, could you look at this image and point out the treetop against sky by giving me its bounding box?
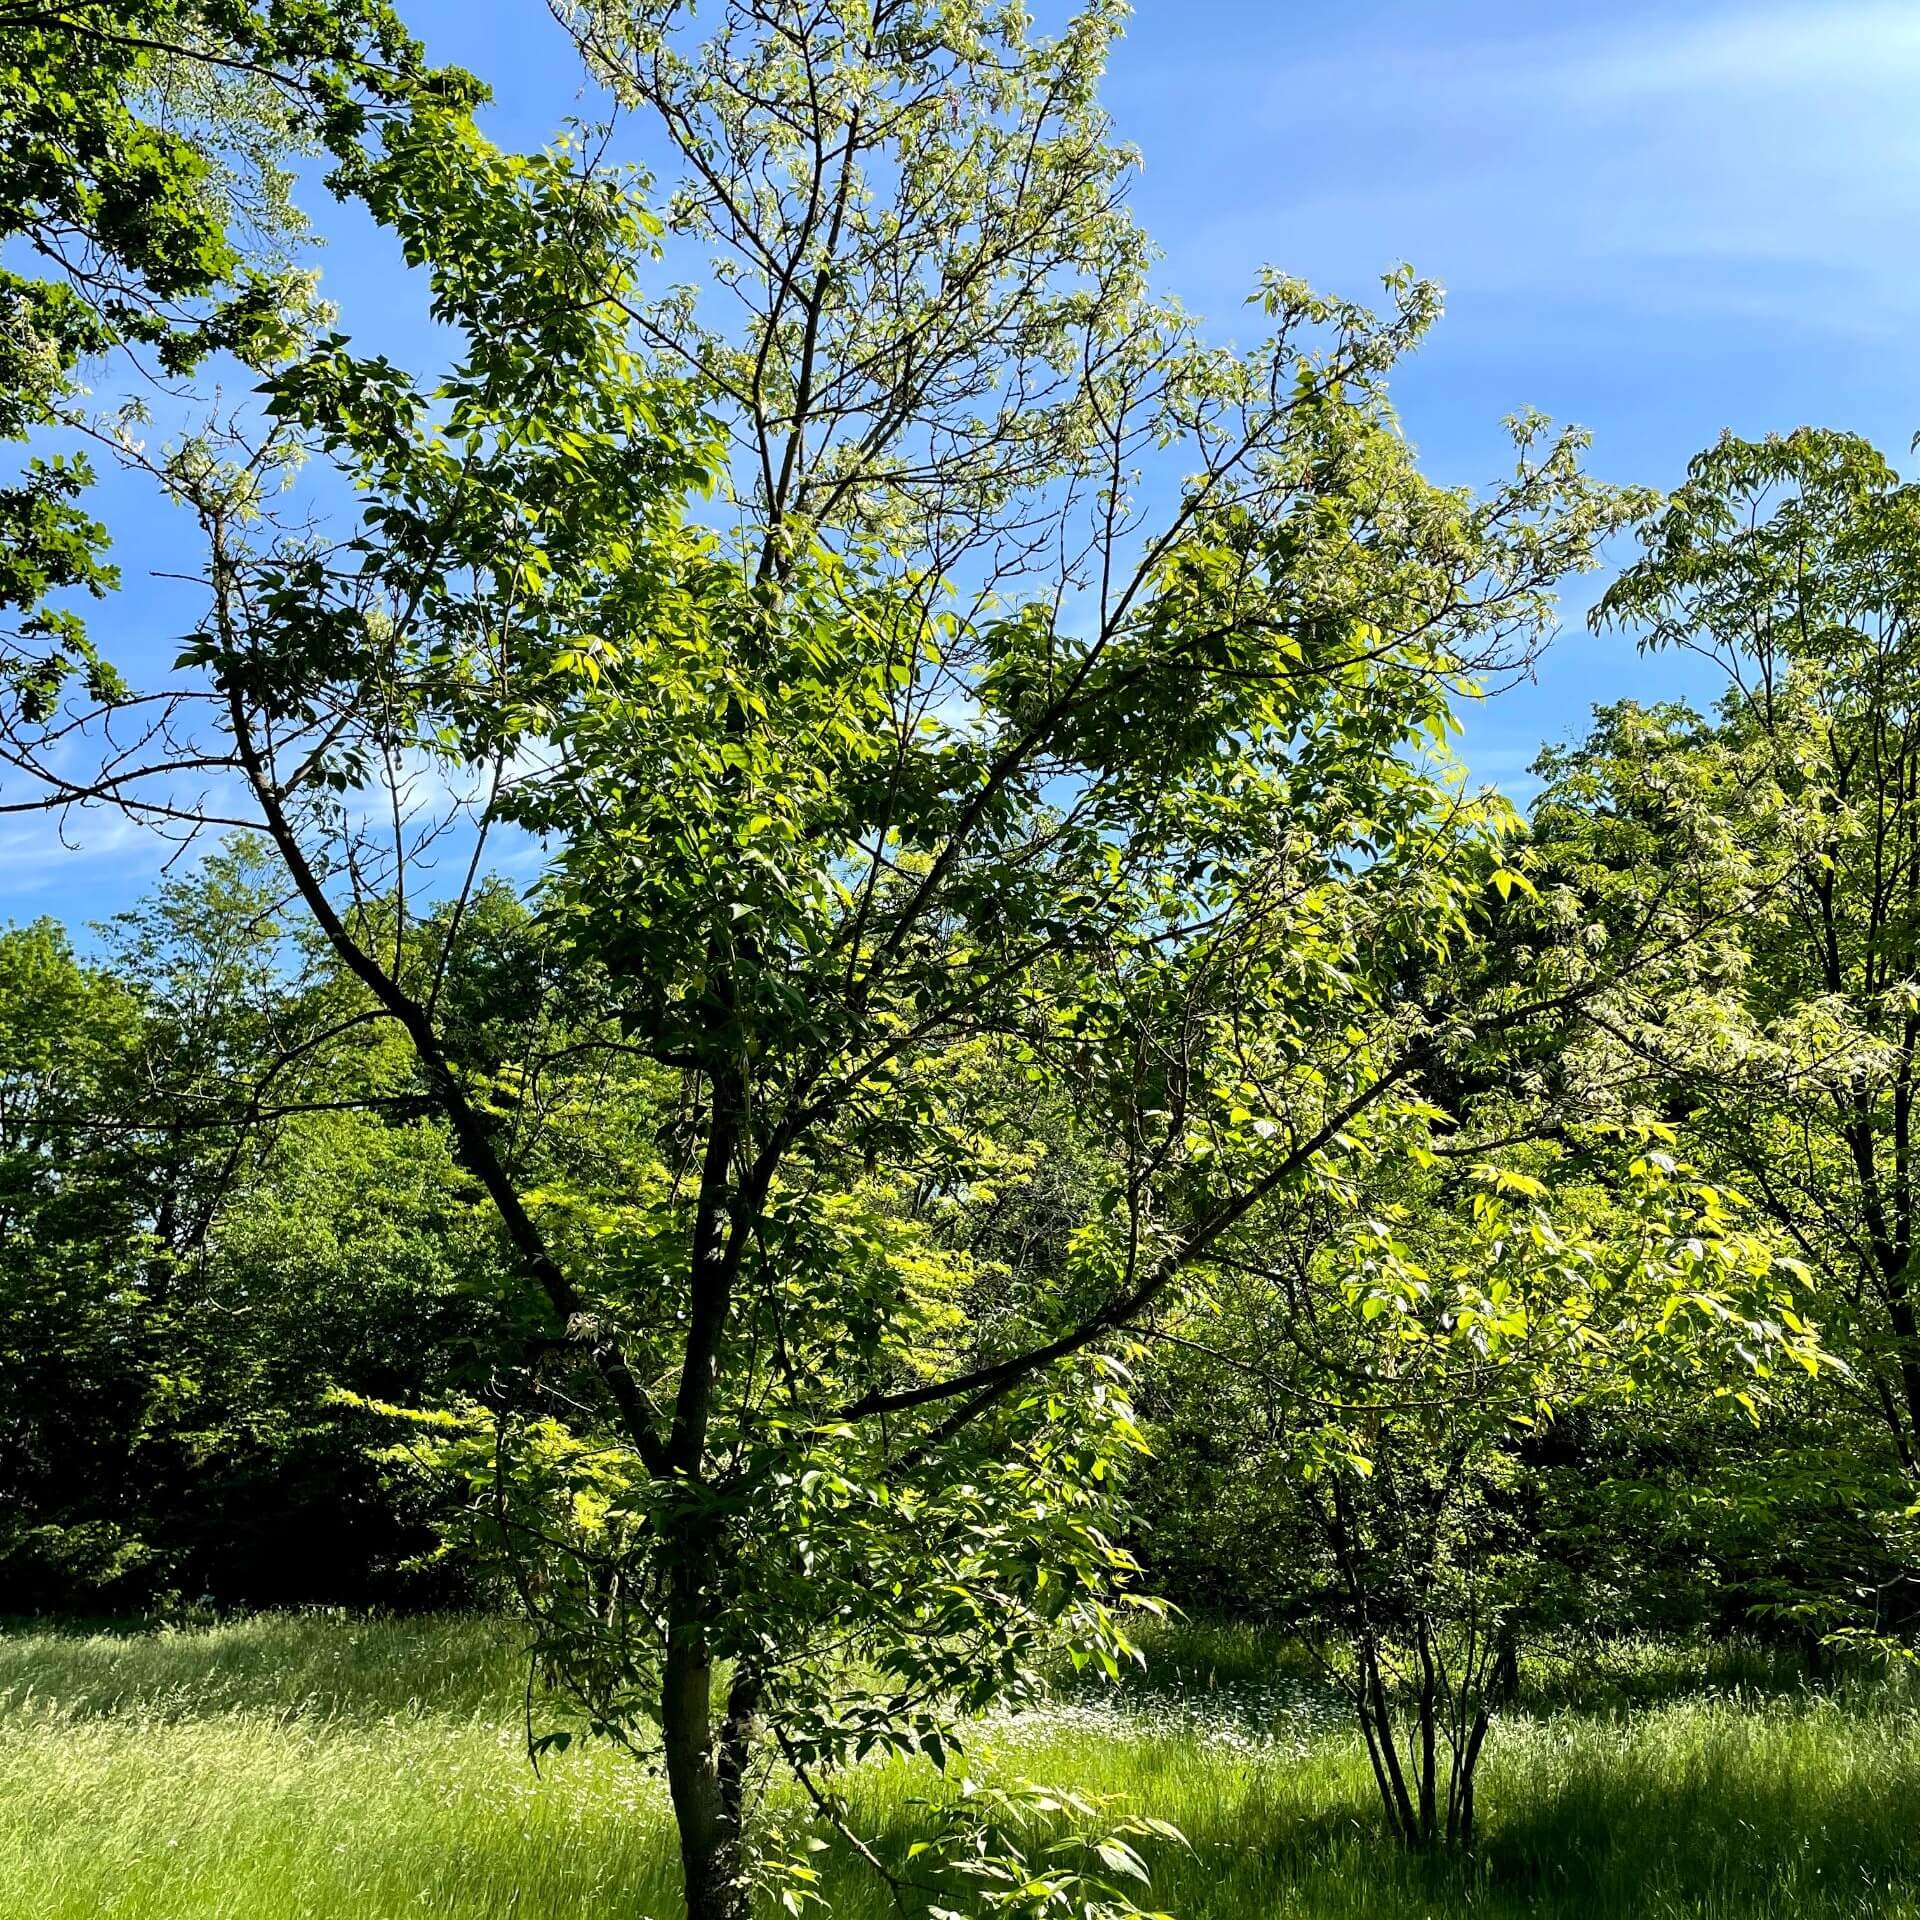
[9,0,1917,921]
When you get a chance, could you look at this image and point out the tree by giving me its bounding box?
[0,0,446,723]
[0,845,511,1611]
[1131,1107,1822,1851]
[0,917,155,1602]
[0,6,1630,1913]
[1547,431,1920,1479]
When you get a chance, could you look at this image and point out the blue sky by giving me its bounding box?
[18,0,1920,925]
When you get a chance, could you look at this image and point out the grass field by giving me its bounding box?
[3,1615,1919,1919]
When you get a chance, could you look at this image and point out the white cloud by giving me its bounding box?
[0,808,158,904]
[1568,5,1920,101]
[1120,3,1920,344]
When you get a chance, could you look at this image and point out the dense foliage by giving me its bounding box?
[2,2,1917,1914]
[0,846,512,1609]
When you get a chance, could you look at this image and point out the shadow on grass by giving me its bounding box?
[8,1614,1920,1919]
[811,1678,1920,1920]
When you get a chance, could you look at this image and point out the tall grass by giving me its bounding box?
[3,1615,1918,1918]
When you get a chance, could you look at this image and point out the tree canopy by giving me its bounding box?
[2,7,1915,1916]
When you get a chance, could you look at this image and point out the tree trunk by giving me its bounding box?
[1490,1634,1520,1705]
[662,1594,751,1920]
[1361,1643,1420,1846]
[1449,1707,1491,1849]
[1414,1625,1438,1845]
[1357,1708,1407,1849]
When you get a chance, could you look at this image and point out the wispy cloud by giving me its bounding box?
[0,809,158,904]
[1119,3,1920,344]
[1569,5,1920,101]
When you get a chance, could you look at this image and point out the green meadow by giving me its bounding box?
[6,1615,1918,1920]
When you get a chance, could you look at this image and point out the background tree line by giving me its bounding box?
[0,1,1912,1913]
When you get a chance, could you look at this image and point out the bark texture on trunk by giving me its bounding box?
[662,1602,752,1920]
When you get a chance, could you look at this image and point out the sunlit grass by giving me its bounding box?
[3,1615,1919,1918]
